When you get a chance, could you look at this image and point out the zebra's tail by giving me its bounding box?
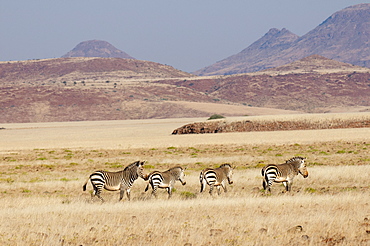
[82,177,90,191]
[199,171,206,193]
[144,183,149,192]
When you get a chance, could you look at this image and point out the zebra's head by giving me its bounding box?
[289,157,308,178]
[131,160,146,179]
[138,161,150,181]
[170,166,186,185]
[220,163,233,184]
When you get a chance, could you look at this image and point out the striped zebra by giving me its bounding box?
[261,156,308,193]
[144,166,186,198]
[199,163,234,195]
[83,160,146,202]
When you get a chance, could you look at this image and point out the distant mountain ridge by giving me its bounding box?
[0,57,192,86]
[62,40,135,59]
[195,3,370,75]
[1,55,370,123]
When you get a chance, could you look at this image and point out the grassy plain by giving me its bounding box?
[0,113,370,245]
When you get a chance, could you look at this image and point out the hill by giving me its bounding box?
[194,3,370,75]
[0,57,213,123]
[158,55,370,112]
[1,55,370,123]
[254,55,370,75]
[62,40,135,59]
[0,57,192,86]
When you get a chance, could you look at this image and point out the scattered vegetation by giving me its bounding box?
[179,191,197,199]
[207,114,225,120]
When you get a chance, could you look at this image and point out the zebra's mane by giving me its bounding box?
[219,163,232,168]
[285,157,304,164]
[168,166,183,172]
[123,161,141,171]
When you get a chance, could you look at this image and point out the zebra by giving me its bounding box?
[144,166,186,198]
[83,160,146,202]
[261,156,308,193]
[199,163,234,195]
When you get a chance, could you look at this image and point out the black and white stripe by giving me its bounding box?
[200,163,233,195]
[261,157,308,192]
[83,160,146,202]
[144,166,186,198]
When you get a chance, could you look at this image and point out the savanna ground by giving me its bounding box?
[0,113,370,245]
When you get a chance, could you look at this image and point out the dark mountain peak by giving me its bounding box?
[62,40,135,59]
[265,27,294,36]
[195,4,370,76]
[294,3,370,65]
[265,28,280,35]
[244,28,298,52]
[193,28,299,75]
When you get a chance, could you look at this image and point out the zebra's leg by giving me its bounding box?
[209,184,214,196]
[262,179,271,193]
[91,185,99,201]
[94,188,104,202]
[200,178,206,193]
[167,187,172,199]
[119,190,124,201]
[152,186,158,198]
[221,182,227,193]
[262,179,267,190]
[91,188,96,201]
[119,184,125,201]
[286,181,293,192]
[283,181,290,192]
[217,186,221,195]
[126,188,131,201]
[263,176,273,193]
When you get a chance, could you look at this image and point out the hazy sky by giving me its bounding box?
[1,1,367,72]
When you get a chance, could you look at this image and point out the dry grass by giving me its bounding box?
[0,165,369,245]
[1,114,370,245]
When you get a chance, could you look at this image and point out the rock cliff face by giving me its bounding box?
[62,40,135,59]
[172,119,370,134]
[194,3,370,75]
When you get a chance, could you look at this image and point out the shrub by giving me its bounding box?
[179,191,197,200]
[305,187,317,193]
[207,114,225,120]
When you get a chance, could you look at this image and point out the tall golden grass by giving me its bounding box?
[0,114,370,245]
[0,164,369,245]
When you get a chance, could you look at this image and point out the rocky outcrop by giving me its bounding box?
[172,119,370,134]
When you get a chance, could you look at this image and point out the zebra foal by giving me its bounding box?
[261,156,308,193]
[199,163,234,195]
[83,160,146,202]
[144,166,186,199]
